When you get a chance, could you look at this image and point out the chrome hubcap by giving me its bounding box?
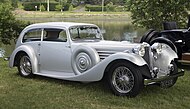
[20,56,32,76]
[112,66,134,93]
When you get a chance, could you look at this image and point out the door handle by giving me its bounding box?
[65,45,71,48]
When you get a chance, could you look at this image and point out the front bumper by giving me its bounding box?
[144,69,184,85]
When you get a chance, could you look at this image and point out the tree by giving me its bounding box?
[68,4,73,11]
[106,2,115,12]
[10,0,19,8]
[127,0,190,30]
[0,3,28,44]
[40,5,46,11]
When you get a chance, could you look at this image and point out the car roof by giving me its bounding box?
[26,22,97,29]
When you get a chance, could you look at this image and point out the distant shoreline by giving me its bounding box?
[13,9,131,21]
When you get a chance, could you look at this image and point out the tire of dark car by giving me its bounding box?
[159,61,178,88]
[140,29,155,43]
[150,37,177,52]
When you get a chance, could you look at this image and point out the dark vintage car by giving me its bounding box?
[140,22,190,64]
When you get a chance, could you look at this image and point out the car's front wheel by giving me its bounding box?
[106,62,143,97]
[17,54,34,78]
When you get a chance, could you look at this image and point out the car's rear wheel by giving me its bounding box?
[17,54,34,78]
[106,62,143,97]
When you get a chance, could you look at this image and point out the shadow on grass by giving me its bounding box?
[12,71,171,98]
[13,72,112,94]
[177,62,190,71]
[10,62,187,98]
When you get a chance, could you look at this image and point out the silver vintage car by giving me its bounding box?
[9,22,184,97]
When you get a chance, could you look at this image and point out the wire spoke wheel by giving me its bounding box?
[112,66,134,93]
[106,62,143,97]
[18,54,33,77]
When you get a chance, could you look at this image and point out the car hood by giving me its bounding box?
[72,40,141,53]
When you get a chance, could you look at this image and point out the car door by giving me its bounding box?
[22,28,42,60]
[39,28,72,73]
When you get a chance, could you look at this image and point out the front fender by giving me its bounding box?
[9,45,38,73]
[63,52,148,82]
[153,45,178,72]
[108,52,148,66]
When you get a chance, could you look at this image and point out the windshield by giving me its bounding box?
[69,26,102,41]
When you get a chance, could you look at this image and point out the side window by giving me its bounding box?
[23,29,42,42]
[43,29,67,42]
[59,30,67,42]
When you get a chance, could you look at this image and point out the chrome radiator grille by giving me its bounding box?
[143,46,151,67]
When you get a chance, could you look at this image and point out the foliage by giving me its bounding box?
[18,2,24,9]
[0,0,19,9]
[85,4,104,12]
[0,3,28,44]
[85,0,121,5]
[55,4,62,11]
[68,5,73,11]
[128,0,190,30]
[10,0,19,8]
[115,6,125,12]
[23,2,59,11]
[106,2,116,12]
[20,0,126,7]
[40,5,46,11]
[20,0,58,3]
[63,3,70,11]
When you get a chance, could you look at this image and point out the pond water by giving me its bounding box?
[0,17,146,57]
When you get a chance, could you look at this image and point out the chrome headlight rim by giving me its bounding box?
[151,43,162,54]
[133,43,147,57]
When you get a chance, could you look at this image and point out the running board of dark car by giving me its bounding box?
[178,53,190,65]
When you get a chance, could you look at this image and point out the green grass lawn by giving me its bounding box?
[0,58,190,109]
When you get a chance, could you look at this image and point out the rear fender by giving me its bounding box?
[9,45,38,73]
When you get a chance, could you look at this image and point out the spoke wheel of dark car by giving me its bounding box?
[18,54,34,78]
[160,61,178,88]
[106,62,143,97]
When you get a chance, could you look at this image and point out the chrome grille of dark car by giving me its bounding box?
[96,50,116,60]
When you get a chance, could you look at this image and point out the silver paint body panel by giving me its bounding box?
[9,22,178,82]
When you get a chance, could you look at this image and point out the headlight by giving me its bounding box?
[133,43,147,57]
[151,43,162,54]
